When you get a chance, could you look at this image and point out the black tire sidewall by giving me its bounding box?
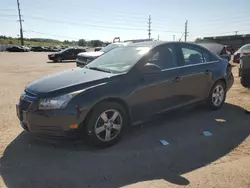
[241,77,250,88]
[207,81,226,110]
[57,56,62,62]
[85,102,128,148]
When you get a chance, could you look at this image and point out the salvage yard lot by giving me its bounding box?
[0,52,249,188]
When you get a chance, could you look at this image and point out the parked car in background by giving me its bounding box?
[225,45,234,54]
[238,52,250,88]
[233,44,250,64]
[197,42,232,61]
[48,47,87,62]
[94,47,102,51]
[21,46,30,52]
[31,46,46,52]
[6,46,26,52]
[76,42,131,67]
[17,41,234,147]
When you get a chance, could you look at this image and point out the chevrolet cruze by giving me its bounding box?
[16,41,234,147]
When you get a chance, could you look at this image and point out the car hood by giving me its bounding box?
[48,52,60,56]
[26,68,113,96]
[234,49,250,55]
[77,51,104,58]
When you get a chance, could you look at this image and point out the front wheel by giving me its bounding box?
[206,81,226,110]
[56,56,62,62]
[85,102,128,148]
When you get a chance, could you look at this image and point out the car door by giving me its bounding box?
[129,44,188,121]
[176,43,214,103]
[64,49,74,60]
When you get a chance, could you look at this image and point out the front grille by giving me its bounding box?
[19,100,32,111]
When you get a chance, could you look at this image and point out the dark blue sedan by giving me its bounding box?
[17,41,234,147]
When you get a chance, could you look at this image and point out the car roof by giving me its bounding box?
[127,41,203,48]
[112,42,131,45]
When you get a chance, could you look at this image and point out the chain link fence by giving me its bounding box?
[0,44,14,51]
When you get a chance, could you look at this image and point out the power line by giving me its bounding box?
[16,0,24,45]
[148,15,152,39]
[24,30,80,40]
[0,13,19,17]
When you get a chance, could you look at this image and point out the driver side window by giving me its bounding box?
[148,44,178,70]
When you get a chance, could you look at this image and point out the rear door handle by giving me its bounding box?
[172,76,183,82]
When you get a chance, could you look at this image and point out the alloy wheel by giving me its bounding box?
[95,109,123,142]
[212,85,225,106]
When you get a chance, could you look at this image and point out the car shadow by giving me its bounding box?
[0,103,249,188]
[46,60,76,64]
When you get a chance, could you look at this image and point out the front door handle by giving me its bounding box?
[172,76,183,82]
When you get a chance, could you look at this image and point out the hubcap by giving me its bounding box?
[95,109,122,142]
[212,85,225,106]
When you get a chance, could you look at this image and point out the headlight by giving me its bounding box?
[38,91,82,110]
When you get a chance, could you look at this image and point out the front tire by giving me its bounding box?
[85,102,128,148]
[207,81,226,110]
[56,56,62,62]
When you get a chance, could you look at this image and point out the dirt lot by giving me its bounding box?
[0,52,249,188]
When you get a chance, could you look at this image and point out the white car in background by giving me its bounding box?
[76,42,131,67]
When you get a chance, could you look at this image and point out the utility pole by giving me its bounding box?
[235,31,238,35]
[184,20,188,42]
[16,0,24,45]
[157,34,160,41]
[147,15,151,40]
[173,35,175,41]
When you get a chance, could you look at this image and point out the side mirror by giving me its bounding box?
[141,63,161,74]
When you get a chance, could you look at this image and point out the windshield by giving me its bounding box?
[240,44,250,51]
[100,43,128,53]
[86,46,150,73]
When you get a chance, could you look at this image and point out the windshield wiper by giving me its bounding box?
[87,66,112,73]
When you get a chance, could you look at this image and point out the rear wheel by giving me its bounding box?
[207,81,226,110]
[85,102,128,148]
[240,76,250,88]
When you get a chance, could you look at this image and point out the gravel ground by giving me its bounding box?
[0,52,249,188]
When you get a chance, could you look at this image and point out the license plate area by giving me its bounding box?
[16,105,23,121]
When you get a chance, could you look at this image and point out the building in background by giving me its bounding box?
[201,34,250,51]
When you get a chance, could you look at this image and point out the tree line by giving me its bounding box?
[0,35,108,47]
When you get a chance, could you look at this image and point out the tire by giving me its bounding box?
[57,56,62,62]
[240,77,250,88]
[206,81,226,110]
[85,102,128,148]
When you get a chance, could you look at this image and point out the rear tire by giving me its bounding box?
[240,77,250,88]
[85,102,128,148]
[206,81,226,110]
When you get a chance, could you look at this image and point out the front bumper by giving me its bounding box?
[16,93,88,139]
[48,55,56,61]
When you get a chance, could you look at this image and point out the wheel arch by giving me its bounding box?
[83,97,131,126]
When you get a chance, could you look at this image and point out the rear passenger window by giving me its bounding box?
[180,44,212,65]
